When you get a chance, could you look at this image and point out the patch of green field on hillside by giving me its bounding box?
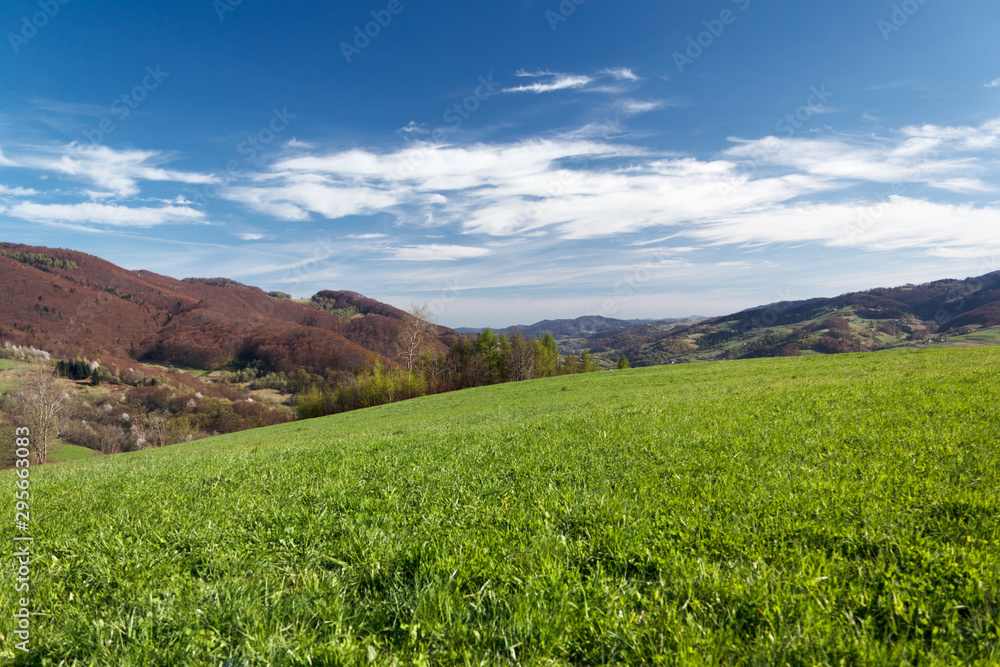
[943,326,1000,347]
[2,348,999,665]
[0,360,33,394]
[48,440,97,463]
[0,360,35,371]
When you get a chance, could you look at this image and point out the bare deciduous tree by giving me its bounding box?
[395,303,436,372]
[4,368,68,464]
[506,333,536,382]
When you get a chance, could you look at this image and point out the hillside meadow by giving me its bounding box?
[1,348,999,665]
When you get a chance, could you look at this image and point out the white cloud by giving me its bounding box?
[926,177,995,193]
[689,196,1000,256]
[985,78,1000,88]
[0,184,37,196]
[601,67,639,81]
[0,145,16,167]
[503,73,593,94]
[213,116,1000,261]
[513,69,556,78]
[4,201,206,227]
[619,99,666,115]
[223,179,399,221]
[389,244,493,261]
[8,143,217,196]
[237,232,265,241]
[398,121,428,134]
[724,118,1000,186]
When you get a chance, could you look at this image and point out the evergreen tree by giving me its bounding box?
[616,353,630,370]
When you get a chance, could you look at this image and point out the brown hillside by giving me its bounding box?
[0,243,455,374]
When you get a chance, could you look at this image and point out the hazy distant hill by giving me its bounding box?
[593,272,1000,366]
[458,315,699,338]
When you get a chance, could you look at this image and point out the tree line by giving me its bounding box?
[295,308,611,420]
[1,251,78,270]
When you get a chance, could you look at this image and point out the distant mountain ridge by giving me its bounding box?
[591,271,1000,366]
[4,242,1000,374]
[456,315,700,338]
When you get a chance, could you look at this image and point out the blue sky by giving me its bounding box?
[1,0,999,327]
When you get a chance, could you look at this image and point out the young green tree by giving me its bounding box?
[473,327,501,383]
[496,333,512,382]
[580,349,596,372]
[562,354,580,374]
[535,332,560,377]
[616,353,631,370]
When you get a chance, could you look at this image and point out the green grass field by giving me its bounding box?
[47,441,97,463]
[0,360,34,395]
[2,348,999,665]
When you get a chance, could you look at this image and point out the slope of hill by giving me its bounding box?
[0,242,458,376]
[590,272,1000,366]
[3,347,997,664]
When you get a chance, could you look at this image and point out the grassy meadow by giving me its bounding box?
[0,360,34,395]
[1,348,999,665]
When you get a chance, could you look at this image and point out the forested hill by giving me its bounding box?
[587,271,1000,366]
[0,243,460,375]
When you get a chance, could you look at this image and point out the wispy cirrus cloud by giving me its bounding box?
[0,145,16,167]
[600,67,640,81]
[503,71,593,94]
[618,99,674,115]
[389,244,493,261]
[0,143,217,196]
[217,116,1000,261]
[2,201,206,227]
[502,66,644,94]
[690,197,1000,256]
